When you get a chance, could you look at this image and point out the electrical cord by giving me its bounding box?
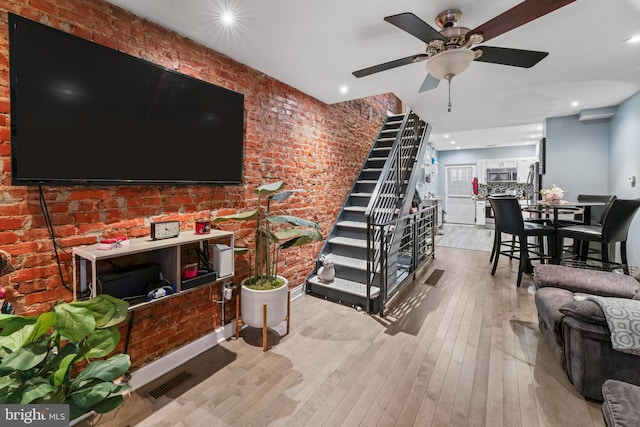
[38,186,71,291]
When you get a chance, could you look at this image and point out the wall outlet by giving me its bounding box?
[629,175,636,187]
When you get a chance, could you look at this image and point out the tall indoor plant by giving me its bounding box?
[0,294,131,421]
[212,181,322,327]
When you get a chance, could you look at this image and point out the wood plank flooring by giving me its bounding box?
[82,247,604,427]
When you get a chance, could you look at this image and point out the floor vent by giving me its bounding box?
[148,370,193,400]
[424,269,445,286]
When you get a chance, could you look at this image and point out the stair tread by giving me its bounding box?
[328,236,367,248]
[330,254,380,272]
[351,192,372,198]
[337,220,367,229]
[308,276,380,298]
[344,206,366,213]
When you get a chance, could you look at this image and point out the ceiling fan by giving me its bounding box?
[352,0,576,110]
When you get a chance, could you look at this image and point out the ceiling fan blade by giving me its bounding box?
[419,74,440,93]
[468,0,576,43]
[352,54,427,78]
[472,46,548,68]
[384,13,445,44]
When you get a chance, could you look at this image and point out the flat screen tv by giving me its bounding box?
[9,13,244,186]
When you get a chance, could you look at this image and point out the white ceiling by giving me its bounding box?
[107,0,640,151]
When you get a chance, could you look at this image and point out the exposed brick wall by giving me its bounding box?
[0,1,400,369]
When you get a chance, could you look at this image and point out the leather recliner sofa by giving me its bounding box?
[533,264,640,401]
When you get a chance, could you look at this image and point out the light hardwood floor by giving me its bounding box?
[83,247,604,427]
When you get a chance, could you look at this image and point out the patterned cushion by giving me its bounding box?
[588,296,640,356]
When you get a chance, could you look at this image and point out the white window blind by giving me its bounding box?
[447,166,473,197]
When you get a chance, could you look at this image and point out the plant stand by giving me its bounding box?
[235,290,290,351]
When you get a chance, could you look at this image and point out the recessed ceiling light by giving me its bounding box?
[220,11,235,25]
[456,146,461,150]
[625,34,640,44]
[444,134,450,139]
[450,140,456,145]
[571,101,580,107]
[339,85,348,94]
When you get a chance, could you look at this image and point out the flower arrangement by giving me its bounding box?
[540,184,565,203]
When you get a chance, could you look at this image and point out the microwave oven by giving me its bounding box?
[487,168,517,183]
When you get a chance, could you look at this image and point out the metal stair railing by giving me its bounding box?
[368,205,437,315]
[364,110,428,313]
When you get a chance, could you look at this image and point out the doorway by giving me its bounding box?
[445,164,476,224]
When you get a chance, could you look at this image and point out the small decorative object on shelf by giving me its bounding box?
[195,220,211,235]
[150,220,180,240]
[540,184,565,203]
[99,236,129,250]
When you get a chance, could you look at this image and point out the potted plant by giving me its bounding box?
[0,294,131,422]
[212,181,322,328]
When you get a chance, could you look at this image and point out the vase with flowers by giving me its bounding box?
[540,184,565,203]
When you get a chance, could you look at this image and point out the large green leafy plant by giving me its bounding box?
[213,181,323,290]
[0,294,131,420]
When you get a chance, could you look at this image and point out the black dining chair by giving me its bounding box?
[489,196,556,287]
[556,194,617,258]
[555,198,640,272]
[490,196,553,264]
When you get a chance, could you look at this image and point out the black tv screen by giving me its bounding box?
[9,13,244,186]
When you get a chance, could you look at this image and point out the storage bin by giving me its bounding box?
[213,244,233,277]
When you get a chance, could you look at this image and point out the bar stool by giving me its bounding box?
[489,196,556,287]
[556,198,640,272]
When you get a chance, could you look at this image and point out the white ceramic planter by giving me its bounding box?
[240,277,288,328]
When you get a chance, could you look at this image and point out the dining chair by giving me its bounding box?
[557,194,617,258]
[555,198,640,272]
[489,196,556,287]
[490,196,552,264]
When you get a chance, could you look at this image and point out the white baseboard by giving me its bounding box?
[290,283,305,301]
[128,322,236,390]
[128,287,304,390]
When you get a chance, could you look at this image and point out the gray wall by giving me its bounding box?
[609,91,640,265]
[544,90,640,265]
[435,145,536,198]
[543,115,610,199]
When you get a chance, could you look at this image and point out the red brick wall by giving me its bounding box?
[0,1,400,368]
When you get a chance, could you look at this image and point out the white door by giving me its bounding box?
[445,164,476,224]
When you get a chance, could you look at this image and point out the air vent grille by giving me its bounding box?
[148,370,193,400]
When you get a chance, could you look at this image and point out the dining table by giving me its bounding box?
[521,199,607,264]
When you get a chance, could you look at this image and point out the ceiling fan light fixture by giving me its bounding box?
[426,49,475,80]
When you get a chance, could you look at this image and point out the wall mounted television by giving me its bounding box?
[9,13,244,186]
